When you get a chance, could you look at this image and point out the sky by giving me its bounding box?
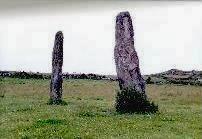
[0,0,202,75]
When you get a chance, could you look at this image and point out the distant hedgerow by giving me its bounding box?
[115,88,158,114]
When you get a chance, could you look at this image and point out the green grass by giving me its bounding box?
[0,77,202,139]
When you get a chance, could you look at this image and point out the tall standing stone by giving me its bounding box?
[50,31,63,104]
[114,11,146,97]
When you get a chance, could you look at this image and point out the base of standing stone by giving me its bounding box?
[47,98,68,105]
[115,88,158,114]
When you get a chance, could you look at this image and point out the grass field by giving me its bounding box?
[0,77,202,139]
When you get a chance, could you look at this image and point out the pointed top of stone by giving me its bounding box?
[56,31,63,35]
[55,31,63,39]
[116,11,131,22]
[115,11,134,42]
[116,11,130,17]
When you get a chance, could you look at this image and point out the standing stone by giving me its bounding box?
[114,11,146,97]
[50,31,63,103]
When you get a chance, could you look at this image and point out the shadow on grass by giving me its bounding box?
[33,119,66,128]
[16,107,33,112]
[47,99,68,105]
[78,110,110,118]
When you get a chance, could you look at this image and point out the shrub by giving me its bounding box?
[115,88,158,114]
[146,76,152,84]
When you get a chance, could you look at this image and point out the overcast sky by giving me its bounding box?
[0,1,201,75]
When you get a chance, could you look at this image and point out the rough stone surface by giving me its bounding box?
[50,31,63,103]
[114,11,146,96]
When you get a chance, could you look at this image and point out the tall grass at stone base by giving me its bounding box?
[115,87,158,114]
[47,98,68,105]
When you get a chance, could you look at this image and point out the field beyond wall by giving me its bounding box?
[0,78,202,138]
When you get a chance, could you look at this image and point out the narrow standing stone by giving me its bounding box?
[114,11,146,96]
[50,31,63,103]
